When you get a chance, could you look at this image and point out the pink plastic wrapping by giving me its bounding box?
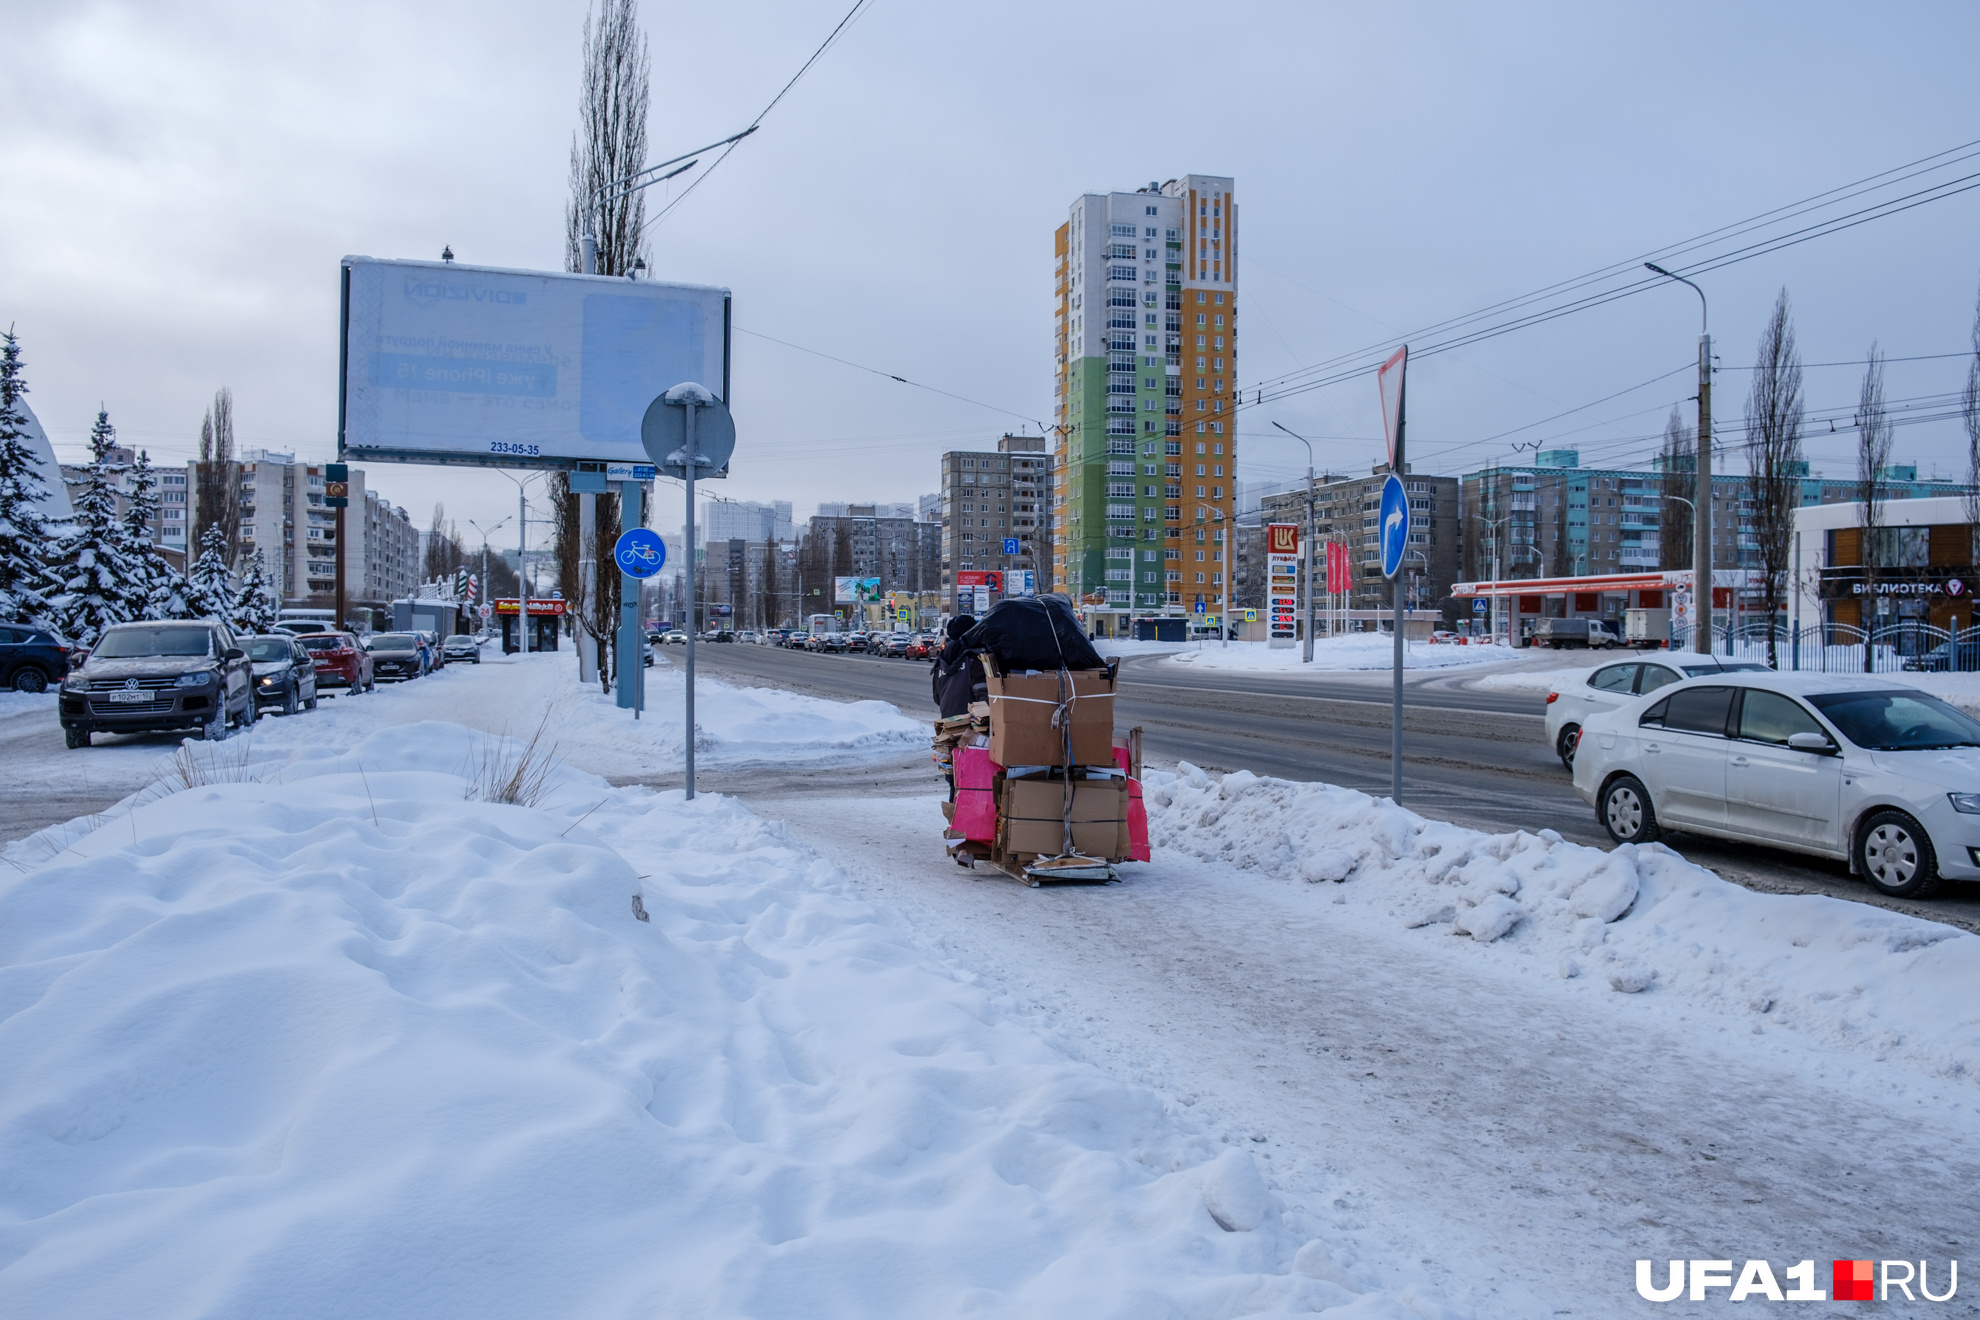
[953,745,999,842]
[1110,749,1151,862]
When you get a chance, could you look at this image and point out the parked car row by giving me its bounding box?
[54,620,489,748]
[1545,655,1980,900]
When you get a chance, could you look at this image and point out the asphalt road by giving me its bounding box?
[684,641,1980,932]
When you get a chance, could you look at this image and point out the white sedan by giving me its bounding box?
[1546,654,1767,769]
[1571,670,1980,898]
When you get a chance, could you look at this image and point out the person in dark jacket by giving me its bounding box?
[931,615,985,718]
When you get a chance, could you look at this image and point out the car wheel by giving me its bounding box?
[1599,774,1661,845]
[12,667,48,693]
[202,710,228,742]
[1557,724,1581,769]
[305,691,317,710]
[280,683,298,716]
[1856,810,1943,899]
[64,726,90,749]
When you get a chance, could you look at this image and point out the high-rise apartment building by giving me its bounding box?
[938,433,1050,609]
[1054,175,1236,626]
[187,452,418,608]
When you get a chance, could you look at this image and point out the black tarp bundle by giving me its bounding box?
[960,596,1104,672]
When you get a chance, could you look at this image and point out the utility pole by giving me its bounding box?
[468,517,509,639]
[1647,263,1712,654]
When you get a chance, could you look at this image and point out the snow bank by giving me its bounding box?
[1150,636,1516,673]
[0,723,1420,1318]
[1469,664,1599,694]
[1144,763,1980,1083]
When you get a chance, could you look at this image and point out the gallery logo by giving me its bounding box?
[1634,1258,1957,1303]
[1833,1260,1874,1302]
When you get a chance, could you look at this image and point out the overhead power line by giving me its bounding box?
[641,0,875,238]
[1240,138,1980,411]
[735,326,1044,431]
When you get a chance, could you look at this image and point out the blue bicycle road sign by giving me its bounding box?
[614,528,667,580]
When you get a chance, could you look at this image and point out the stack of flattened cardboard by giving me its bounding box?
[978,655,1135,866]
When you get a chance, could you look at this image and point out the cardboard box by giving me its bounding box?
[983,664,1117,767]
[998,776,1127,859]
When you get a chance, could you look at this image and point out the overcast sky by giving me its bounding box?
[6,0,1979,552]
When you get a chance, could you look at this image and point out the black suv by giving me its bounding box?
[59,620,256,747]
[0,623,74,692]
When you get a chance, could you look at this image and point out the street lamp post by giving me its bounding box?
[1272,421,1321,663]
[467,516,510,638]
[496,472,542,657]
[1645,262,1712,654]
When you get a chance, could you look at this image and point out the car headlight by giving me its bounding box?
[258,675,277,685]
[1948,793,1980,815]
[62,674,87,691]
[175,671,213,687]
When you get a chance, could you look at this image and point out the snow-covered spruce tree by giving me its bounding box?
[0,328,54,626]
[44,409,144,647]
[119,447,188,619]
[185,525,235,621]
[229,547,277,634]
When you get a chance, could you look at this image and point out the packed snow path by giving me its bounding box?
[770,790,1980,1317]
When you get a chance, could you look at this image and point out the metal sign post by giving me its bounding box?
[613,528,667,720]
[642,384,737,801]
[1378,346,1410,805]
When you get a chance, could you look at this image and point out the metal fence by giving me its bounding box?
[1669,620,1979,674]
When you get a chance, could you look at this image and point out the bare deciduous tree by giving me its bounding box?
[557,0,647,683]
[1962,280,1980,571]
[1745,288,1805,669]
[1856,345,1893,671]
[193,387,238,564]
[564,0,650,279]
[1657,408,1694,573]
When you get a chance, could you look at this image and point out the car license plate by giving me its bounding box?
[109,689,150,703]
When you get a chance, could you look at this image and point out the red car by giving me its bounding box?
[297,631,374,693]
[906,632,939,660]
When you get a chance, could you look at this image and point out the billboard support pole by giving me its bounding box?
[334,504,346,633]
[682,402,698,801]
[579,223,599,685]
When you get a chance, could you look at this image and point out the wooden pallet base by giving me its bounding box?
[948,840,1120,887]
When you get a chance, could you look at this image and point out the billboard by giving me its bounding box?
[339,257,730,469]
[834,576,882,604]
[955,571,1002,590]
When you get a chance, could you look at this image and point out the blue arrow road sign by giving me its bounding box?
[613,528,667,579]
[1379,473,1409,579]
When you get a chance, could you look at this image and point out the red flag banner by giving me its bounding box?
[1377,345,1408,467]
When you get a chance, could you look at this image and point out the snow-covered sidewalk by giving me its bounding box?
[0,721,1432,1318]
[0,649,927,850]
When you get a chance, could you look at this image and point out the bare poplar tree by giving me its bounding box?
[194,387,239,564]
[1962,279,1980,570]
[1745,288,1805,669]
[1657,408,1694,573]
[1856,345,1893,671]
[565,0,650,280]
[557,0,646,679]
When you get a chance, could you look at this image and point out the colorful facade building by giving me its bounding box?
[1054,174,1236,627]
